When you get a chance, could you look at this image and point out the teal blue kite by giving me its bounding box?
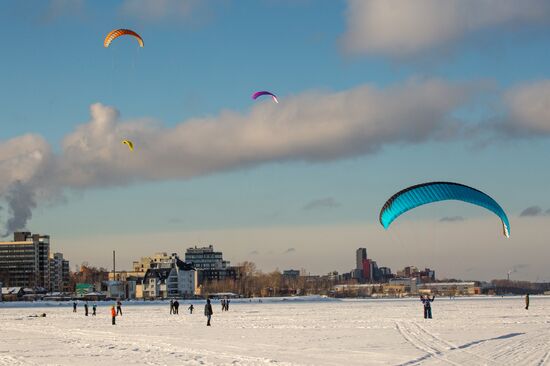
[379,182,510,238]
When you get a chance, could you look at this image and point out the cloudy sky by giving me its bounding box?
[0,0,549,281]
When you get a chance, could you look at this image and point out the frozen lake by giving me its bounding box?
[1,296,549,365]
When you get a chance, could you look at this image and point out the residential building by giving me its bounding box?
[1,287,24,301]
[139,255,197,299]
[0,232,51,289]
[282,269,300,279]
[396,266,435,283]
[132,252,172,273]
[356,248,367,271]
[102,280,125,299]
[185,245,237,284]
[419,282,479,296]
[389,278,418,294]
[362,259,373,282]
[142,268,171,299]
[49,252,70,293]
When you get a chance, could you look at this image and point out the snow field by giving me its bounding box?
[0,296,549,365]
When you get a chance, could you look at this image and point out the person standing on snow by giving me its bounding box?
[525,293,530,310]
[92,303,97,316]
[170,299,174,314]
[116,300,123,316]
[188,304,194,314]
[421,295,435,319]
[204,299,213,326]
[84,302,89,316]
[73,301,77,313]
[111,306,117,325]
[173,300,180,314]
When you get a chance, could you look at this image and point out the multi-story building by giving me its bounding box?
[282,269,300,279]
[49,252,70,293]
[136,253,197,299]
[132,252,173,273]
[0,232,51,289]
[356,248,367,272]
[185,245,237,284]
[396,266,435,283]
[142,267,171,299]
[378,267,393,282]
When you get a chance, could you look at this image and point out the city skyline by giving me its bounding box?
[1,1,550,282]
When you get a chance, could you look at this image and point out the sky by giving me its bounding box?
[0,0,549,281]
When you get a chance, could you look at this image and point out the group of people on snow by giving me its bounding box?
[221,298,230,311]
[71,298,217,326]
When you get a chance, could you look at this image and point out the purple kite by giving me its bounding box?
[252,90,279,104]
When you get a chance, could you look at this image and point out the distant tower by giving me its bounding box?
[356,248,367,270]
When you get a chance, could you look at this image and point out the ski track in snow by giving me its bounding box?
[0,296,549,365]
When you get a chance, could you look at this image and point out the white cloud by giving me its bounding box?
[0,78,472,234]
[501,80,550,136]
[341,0,550,57]
[58,79,471,189]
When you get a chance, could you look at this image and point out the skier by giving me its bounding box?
[116,300,123,316]
[92,303,97,316]
[188,304,194,314]
[525,293,530,310]
[170,299,174,314]
[221,298,226,312]
[225,298,230,311]
[111,305,117,325]
[73,301,77,313]
[204,298,213,326]
[421,295,435,319]
[173,300,179,314]
[84,302,89,316]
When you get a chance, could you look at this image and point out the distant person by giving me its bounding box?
[92,303,97,316]
[525,294,530,310]
[173,300,179,314]
[111,306,117,325]
[73,301,77,313]
[116,300,123,316]
[170,299,174,314]
[188,304,194,314]
[225,299,230,311]
[84,302,89,316]
[221,299,226,312]
[421,295,435,319]
[204,299,213,326]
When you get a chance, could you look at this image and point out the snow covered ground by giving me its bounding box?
[0,296,549,365]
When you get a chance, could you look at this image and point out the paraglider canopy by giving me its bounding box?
[122,139,134,151]
[252,91,278,103]
[104,29,144,48]
[379,182,510,238]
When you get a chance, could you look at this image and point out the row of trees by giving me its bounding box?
[202,261,337,297]
[69,263,109,291]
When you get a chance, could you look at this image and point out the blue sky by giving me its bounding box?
[1,0,549,280]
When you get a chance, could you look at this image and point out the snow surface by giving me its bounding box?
[0,296,549,365]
